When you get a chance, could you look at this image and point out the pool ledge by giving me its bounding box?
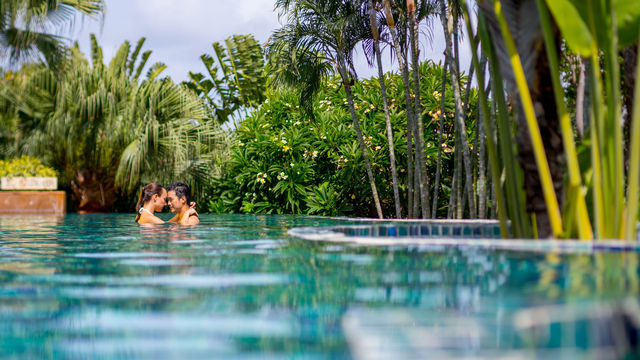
[288,224,640,253]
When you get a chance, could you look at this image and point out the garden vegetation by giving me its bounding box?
[1,0,640,241]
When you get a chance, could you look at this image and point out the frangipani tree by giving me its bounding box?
[269,0,384,218]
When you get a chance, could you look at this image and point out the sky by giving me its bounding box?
[70,0,471,83]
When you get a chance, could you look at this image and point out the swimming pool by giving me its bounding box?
[0,214,638,359]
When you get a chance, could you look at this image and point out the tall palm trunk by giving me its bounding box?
[461,38,478,217]
[477,59,489,218]
[432,58,448,218]
[622,45,638,168]
[338,58,384,219]
[407,0,430,218]
[447,150,457,218]
[478,0,564,237]
[575,57,586,138]
[413,152,420,216]
[384,0,417,217]
[455,122,464,219]
[369,0,401,218]
[440,0,476,218]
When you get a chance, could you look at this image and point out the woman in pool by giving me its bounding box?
[135,183,197,225]
[166,182,199,225]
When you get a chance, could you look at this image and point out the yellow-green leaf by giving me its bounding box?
[617,0,640,47]
[544,0,593,56]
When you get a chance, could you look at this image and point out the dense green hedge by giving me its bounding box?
[206,61,477,217]
[0,155,57,177]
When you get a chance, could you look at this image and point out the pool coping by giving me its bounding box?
[288,223,640,253]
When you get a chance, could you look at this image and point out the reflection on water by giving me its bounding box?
[0,215,63,275]
[0,214,638,359]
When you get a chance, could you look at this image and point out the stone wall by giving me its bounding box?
[0,191,66,214]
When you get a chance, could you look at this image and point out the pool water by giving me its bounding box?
[0,214,639,359]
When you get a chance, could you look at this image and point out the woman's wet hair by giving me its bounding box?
[135,182,164,223]
[167,182,191,205]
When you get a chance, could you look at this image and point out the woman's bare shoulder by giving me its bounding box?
[138,213,165,225]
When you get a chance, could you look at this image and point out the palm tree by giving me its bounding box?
[439,0,476,218]
[185,34,267,125]
[10,35,227,211]
[380,0,436,218]
[381,0,417,217]
[0,0,104,69]
[406,0,436,219]
[270,0,384,218]
[477,0,564,237]
[431,57,447,217]
[365,0,401,218]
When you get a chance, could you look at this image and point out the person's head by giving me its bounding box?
[135,183,167,220]
[167,182,191,213]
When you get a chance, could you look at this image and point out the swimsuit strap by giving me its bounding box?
[139,207,154,216]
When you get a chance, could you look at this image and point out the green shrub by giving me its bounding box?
[0,155,57,177]
[305,182,351,216]
[206,60,475,217]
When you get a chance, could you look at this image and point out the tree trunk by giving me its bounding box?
[477,57,489,219]
[477,87,487,219]
[369,0,402,218]
[413,149,420,216]
[71,169,117,212]
[575,57,586,138]
[440,0,476,218]
[622,44,638,170]
[448,147,458,219]
[455,131,464,219]
[339,59,384,219]
[478,0,564,237]
[408,1,430,218]
[432,58,448,218]
[384,1,417,217]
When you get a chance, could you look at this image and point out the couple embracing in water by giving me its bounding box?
[135,182,199,226]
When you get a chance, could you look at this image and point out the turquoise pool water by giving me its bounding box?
[0,214,639,359]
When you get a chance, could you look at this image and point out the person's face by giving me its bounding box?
[167,190,186,213]
[151,189,167,212]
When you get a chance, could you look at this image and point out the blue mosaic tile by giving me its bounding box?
[331,222,504,240]
[379,227,388,236]
[473,227,482,237]
[399,227,408,236]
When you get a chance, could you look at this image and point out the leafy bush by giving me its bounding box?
[0,155,57,177]
[206,60,475,217]
[305,182,351,216]
[1,36,228,211]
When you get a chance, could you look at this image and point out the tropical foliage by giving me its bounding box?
[2,0,640,243]
[469,0,640,240]
[0,0,104,69]
[207,61,475,217]
[0,35,229,211]
[185,34,267,125]
[0,155,56,177]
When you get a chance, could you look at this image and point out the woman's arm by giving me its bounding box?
[179,208,199,225]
